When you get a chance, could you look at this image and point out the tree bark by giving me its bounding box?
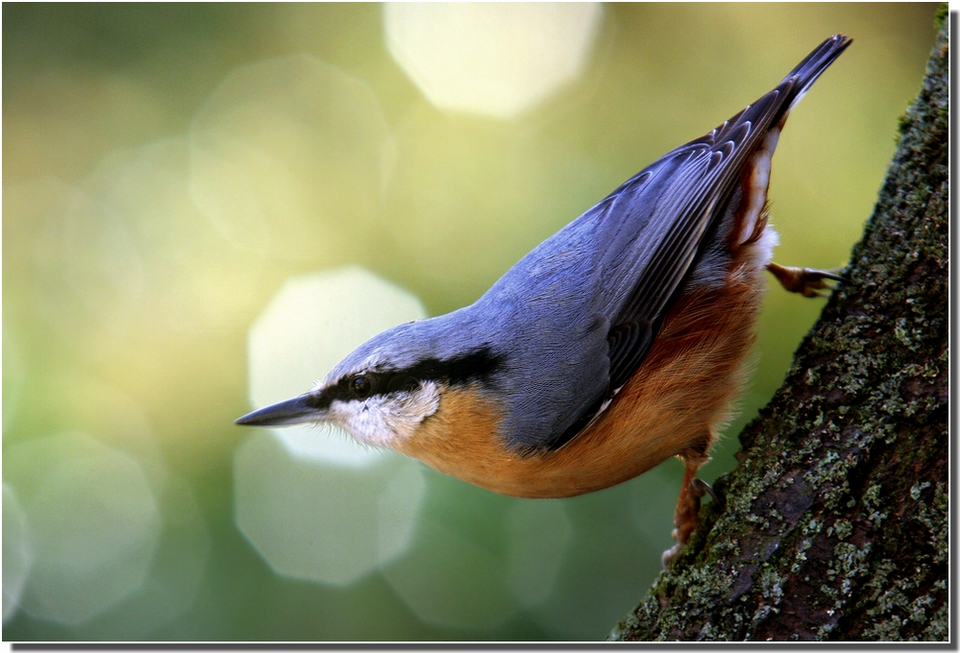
[612,13,949,642]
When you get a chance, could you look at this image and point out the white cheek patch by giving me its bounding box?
[329,382,441,447]
[737,127,780,247]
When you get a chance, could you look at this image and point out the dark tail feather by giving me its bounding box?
[780,34,852,113]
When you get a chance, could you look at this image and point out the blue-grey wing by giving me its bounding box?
[537,35,852,450]
[602,34,851,392]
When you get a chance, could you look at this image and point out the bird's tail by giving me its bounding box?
[778,34,852,120]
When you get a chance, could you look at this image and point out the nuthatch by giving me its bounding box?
[237,35,851,564]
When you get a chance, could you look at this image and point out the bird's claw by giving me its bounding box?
[766,262,845,298]
[690,477,722,506]
[661,477,722,568]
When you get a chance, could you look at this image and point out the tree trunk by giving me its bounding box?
[612,13,949,642]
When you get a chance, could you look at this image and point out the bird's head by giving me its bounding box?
[235,316,503,449]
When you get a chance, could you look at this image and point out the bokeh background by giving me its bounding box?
[3,2,938,641]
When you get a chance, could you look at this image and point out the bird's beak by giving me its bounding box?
[235,394,325,427]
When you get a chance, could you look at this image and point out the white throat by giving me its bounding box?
[328,381,441,447]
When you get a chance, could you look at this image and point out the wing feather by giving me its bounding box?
[602,36,852,398]
[538,36,852,451]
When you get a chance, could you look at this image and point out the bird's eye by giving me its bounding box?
[351,375,372,399]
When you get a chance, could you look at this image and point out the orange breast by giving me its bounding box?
[395,256,767,499]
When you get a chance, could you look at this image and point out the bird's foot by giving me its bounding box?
[766,262,844,298]
[661,476,720,568]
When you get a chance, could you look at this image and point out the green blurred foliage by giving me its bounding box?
[3,2,938,641]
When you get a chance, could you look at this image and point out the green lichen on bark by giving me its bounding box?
[612,16,948,643]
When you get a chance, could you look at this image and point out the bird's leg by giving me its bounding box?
[766,261,844,298]
[661,453,719,568]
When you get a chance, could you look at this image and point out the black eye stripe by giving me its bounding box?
[318,346,502,405]
[403,347,502,387]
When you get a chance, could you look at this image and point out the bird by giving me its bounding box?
[237,35,852,565]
